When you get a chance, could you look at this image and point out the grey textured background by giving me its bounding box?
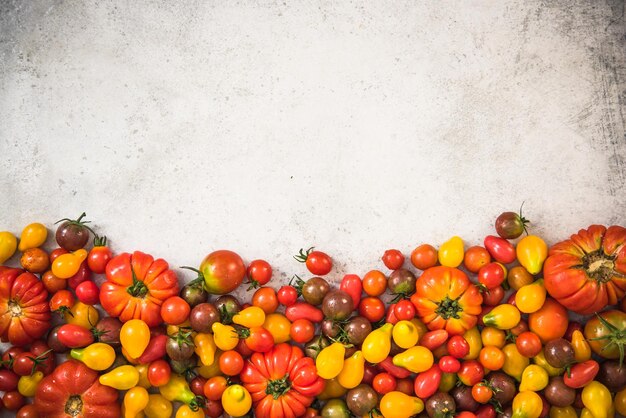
[1,1,625,277]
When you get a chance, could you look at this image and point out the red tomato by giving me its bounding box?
[243,327,274,353]
[413,365,442,399]
[515,332,542,358]
[277,285,298,307]
[528,298,568,343]
[464,246,491,273]
[160,296,191,325]
[16,404,39,418]
[75,280,100,305]
[204,376,228,401]
[420,329,449,351]
[41,270,67,293]
[484,235,516,264]
[148,359,171,387]
[563,360,599,388]
[472,383,493,403]
[3,391,24,411]
[477,262,506,289]
[290,319,315,344]
[458,412,478,418]
[67,261,92,289]
[219,350,244,376]
[438,355,461,373]
[57,324,95,348]
[482,286,505,306]
[252,287,278,314]
[247,259,272,289]
[30,340,55,375]
[49,248,69,262]
[382,249,405,270]
[340,274,362,307]
[476,404,496,418]
[87,237,112,274]
[358,297,386,322]
[457,360,484,386]
[12,352,36,377]
[372,372,397,394]
[410,244,438,270]
[394,299,415,321]
[285,302,323,323]
[190,376,206,396]
[49,290,75,313]
[447,335,470,358]
[205,399,224,418]
[294,248,332,276]
[362,270,387,296]
[395,378,414,395]
[0,370,19,392]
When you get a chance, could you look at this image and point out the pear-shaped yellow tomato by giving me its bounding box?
[519,365,548,392]
[392,320,419,349]
[392,346,434,373]
[197,352,222,379]
[121,319,151,359]
[135,364,151,389]
[482,304,521,330]
[0,231,18,264]
[516,280,546,314]
[512,391,543,418]
[380,391,424,418]
[194,333,217,366]
[232,306,265,328]
[582,381,612,418]
[100,365,140,390]
[70,342,116,370]
[316,343,345,379]
[570,330,591,363]
[337,350,364,389]
[51,249,88,279]
[124,386,150,418]
[17,371,44,397]
[502,343,529,381]
[222,384,252,417]
[516,235,547,275]
[212,322,239,351]
[362,323,392,364]
[438,236,464,268]
[144,394,173,418]
[18,222,47,252]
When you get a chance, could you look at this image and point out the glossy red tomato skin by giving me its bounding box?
[57,324,95,348]
[75,281,100,305]
[305,251,332,275]
[439,356,461,373]
[484,235,516,264]
[160,296,191,325]
[0,369,19,392]
[457,360,485,386]
[244,327,274,353]
[290,319,315,344]
[277,285,298,306]
[147,359,171,387]
[394,299,416,321]
[483,286,505,306]
[477,263,506,289]
[359,297,386,322]
[372,373,397,394]
[3,391,25,411]
[67,261,92,289]
[516,332,542,358]
[447,335,470,359]
[340,274,362,307]
[247,260,272,287]
[382,249,405,270]
[88,245,112,274]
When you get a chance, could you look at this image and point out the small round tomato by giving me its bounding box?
[382,249,405,270]
[290,318,315,344]
[147,359,171,387]
[20,247,50,273]
[87,237,112,274]
[277,285,298,306]
[528,298,568,343]
[515,331,542,358]
[478,262,506,289]
[12,352,36,377]
[295,248,332,276]
[439,356,461,373]
[247,259,272,288]
[411,244,438,270]
[395,378,414,395]
[30,340,55,375]
[507,266,534,290]
[3,391,25,411]
[362,270,387,296]
[204,376,228,401]
[372,373,396,395]
[464,246,491,273]
[160,296,191,325]
[0,369,19,392]
[394,299,415,320]
[17,404,39,418]
[75,280,99,305]
[481,327,506,348]
[219,350,244,376]
[482,286,505,306]
[359,297,386,322]
[472,383,493,404]
[252,286,278,314]
[478,346,505,370]
[41,270,67,293]
[49,289,75,313]
[263,313,291,344]
[447,335,470,359]
[457,360,484,386]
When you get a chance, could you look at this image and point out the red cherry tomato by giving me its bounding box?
[219,350,244,376]
[67,260,92,289]
[372,372,397,395]
[482,286,505,306]
[0,369,19,392]
[382,249,405,270]
[290,319,315,344]
[478,262,506,289]
[410,244,438,270]
[457,360,485,386]
[247,259,272,288]
[75,280,100,305]
[464,246,491,273]
[340,274,362,307]
[3,391,25,411]
[483,235,516,264]
[394,299,415,320]
[447,335,470,359]
[277,285,298,306]
[12,352,36,377]
[87,236,112,274]
[160,296,191,325]
[438,355,461,373]
[358,297,386,322]
[295,248,332,276]
[49,290,75,313]
[148,359,171,387]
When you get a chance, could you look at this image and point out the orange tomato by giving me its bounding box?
[362,270,387,297]
[507,266,534,290]
[463,246,491,273]
[479,346,505,370]
[251,287,278,314]
[481,327,506,348]
[219,350,244,376]
[528,298,568,343]
[411,244,438,270]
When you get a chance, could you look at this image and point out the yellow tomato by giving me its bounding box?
[135,364,151,389]
[481,327,506,348]
[121,319,151,359]
[197,352,222,378]
[380,391,424,418]
[392,346,434,373]
[463,326,483,360]
[519,365,548,392]
[64,301,99,329]
[175,405,204,418]
[212,322,239,351]
[438,236,464,268]
[100,365,140,390]
[337,350,364,389]
[582,381,612,418]
[515,280,546,314]
[18,222,47,251]
[571,330,591,363]
[0,231,18,264]
[516,235,548,275]
[232,306,266,328]
[144,394,173,418]
[614,388,626,416]
[194,333,217,366]
[502,343,529,381]
[70,342,116,370]
[221,384,252,417]
[392,320,419,349]
[17,371,44,397]
[549,406,577,418]
[316,343,345,379]
[482,304,520,330]
[512,391,543,418]
[318,377,347,400]
[51,249,88,279]
[124,386,150,418]
[262,313,291,343]
[362,323,392,364]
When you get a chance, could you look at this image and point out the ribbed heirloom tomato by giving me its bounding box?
[99,251,179,327]
[544,225,626,314]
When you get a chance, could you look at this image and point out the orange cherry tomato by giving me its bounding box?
[507,266,534,290]
[528,298,568,343]
[251,287,278,314]
[219,350,244,376]
[410,244,438,270]
[363,270,387,296]
[481,327,506,348]
[478,346,505,370]
[515,332,543,358]
[359,297,386,322]
[472,383,493,404]
[160,297,190,326]
[464,246,491,274]
[204,376,228,401]
[290,319,315,344]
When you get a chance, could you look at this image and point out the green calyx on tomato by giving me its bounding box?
[588,313,626,366]
[266,374,291,399]
[435,296,462,320]
[293,247,314,263]
[126,268,148,298]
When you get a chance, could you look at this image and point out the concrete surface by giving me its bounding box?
[1,0,625,285]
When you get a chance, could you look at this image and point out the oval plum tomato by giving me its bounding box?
[41,270,67,293]
[57,324,94,348]
[447,335,470,359]
[411,244,438,270]
[464,246,491,273]
[219,350,244,376]
[160,296,191,325]
[528,298,568,343]
[516,332,542,358]
[0,369,19,391]
[87,236,112,274]
[478,263,506,289]
[372,372,396,395]
[359,297,386,322]
[482,286,505,306]
[3,391,25,411]
[277,285,298,307]
[484,235,516,265]
[246,259,272,289]
[204,376,228,401]
[382,249,405,270]
[362,270,387,296]
[17,404,39,418]
[478,346,505,370]
[252,287,278,314]
[75,280,99,305]
[340,274,362,307]
[290,319,315,344]
[394,299,415,321]
[294,247,332,276]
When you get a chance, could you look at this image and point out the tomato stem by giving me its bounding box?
[127,267,149,298]
[589,313,626,367]
[293,247,314,263]
[266,373,291,399]
[435,296,462,320]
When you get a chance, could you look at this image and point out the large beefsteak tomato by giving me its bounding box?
[544,225,626,314]
[34,359,120,417]
[99,251,179,327]
[410,266,483,335]
[240,343,325,417]
[0,267,50,346]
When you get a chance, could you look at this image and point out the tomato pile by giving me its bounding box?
[0,210,625,418]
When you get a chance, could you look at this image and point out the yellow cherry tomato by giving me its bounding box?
[571,330,591,363]
[124,386,150,418]
[212,322,239,351]
[318,377,347,400]
[614,388,626,416]
[222,384,252,417]
[392,346,434,373]
[582,381,612,418]
[483,304,521,330]
[380,391,424,418]
[392,320,419,349]
[18,222,47,251]
[70,342,116,370]
[515,280,546,314]
[512,391,543,418]
[144,394,173,418]
[194,333,217,366]
[463,326,483,360]
[316,343,345,379]
[175,405,204,418]
[262,313,291,343]
[51,249,88,279]
[100,365,140,390]
[121,319,151,359]
[135,364,151,389]
[64,301,99,329]
[438,236,464,268]
[232,306,266,328]
[0,231,18,264]
[337,350,364,389]
[516,235,548,275]
[17,371,44,397]
[519,364,549,392]
[549,406,577,418]
[502,343,529,381]
[481,327,506,348]
[533,350,564,377]
[362,323,392,364]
